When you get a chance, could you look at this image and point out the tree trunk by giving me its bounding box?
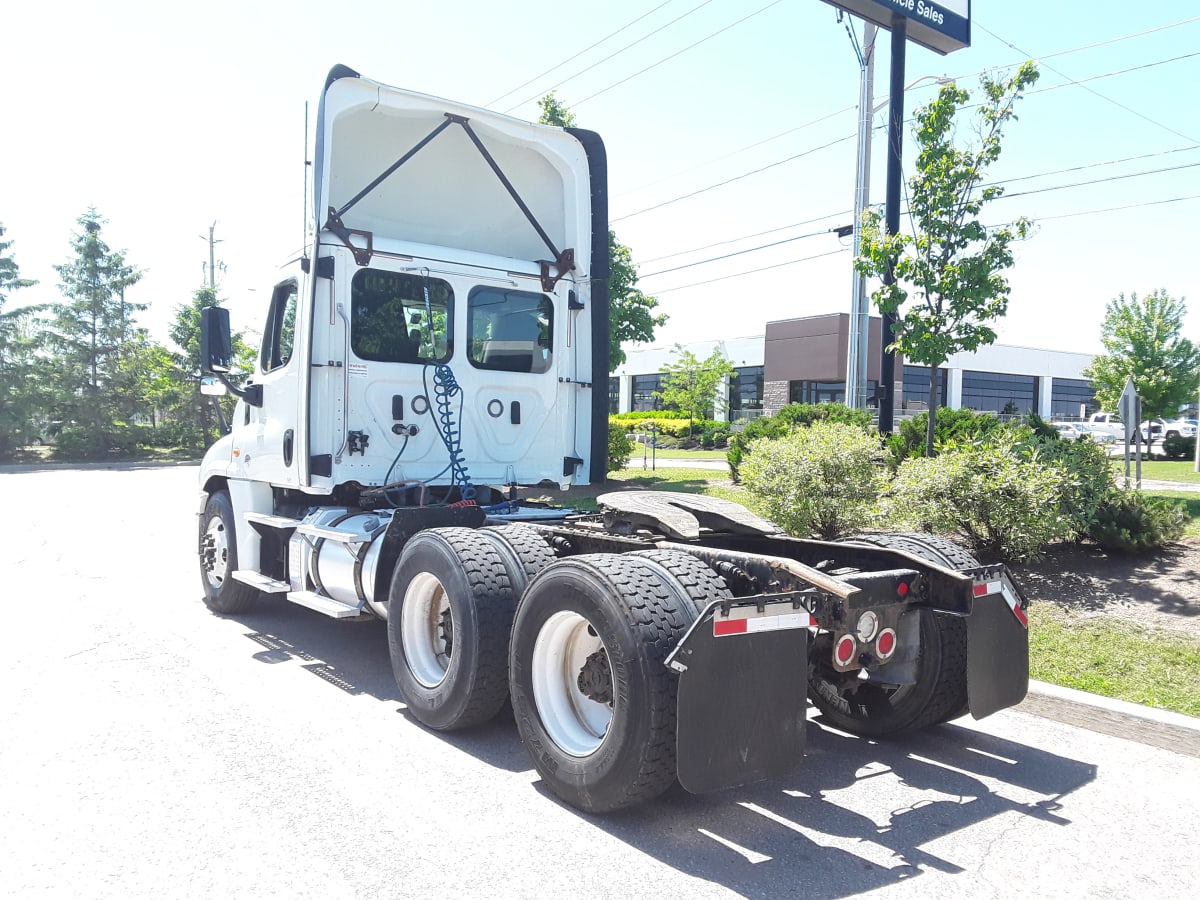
[925,366,940,457]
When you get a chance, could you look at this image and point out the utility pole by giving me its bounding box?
[845,20,876,410]
[876,17,907,436]
[200,222,224,289]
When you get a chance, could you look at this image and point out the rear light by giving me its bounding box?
[835,634,857,666]
[876,628,897,660]
[855,611,879,643]
[897,580,909,597]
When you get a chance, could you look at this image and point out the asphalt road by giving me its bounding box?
[2,466,1197,899]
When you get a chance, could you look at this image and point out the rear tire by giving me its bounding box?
[508,553,707,812]
[808,532,977,736]
[388,529,515,730]
[199,490,259,615]
[478,524,556,600]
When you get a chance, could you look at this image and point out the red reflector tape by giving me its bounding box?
[973,580,1002,597]
[976,578,1029,630]
[714,609,816,637]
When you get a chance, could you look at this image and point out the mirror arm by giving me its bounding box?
[212,371,263,407]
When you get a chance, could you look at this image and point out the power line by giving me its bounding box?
[486,0,680,107]
[977,22,1199,145]
[652,247,848,294]
[618,20,1200,207]
[612,131,856,222]
[502,0,718,113]
[640,226,836,279]
[1034,192,1200,222]
[988,145,1200,188]
[998,160,1200,201]
[574,0,785,107]
[639,210,850,264]
[614,47,1199,225]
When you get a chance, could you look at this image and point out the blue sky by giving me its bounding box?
[3,0,1198,358]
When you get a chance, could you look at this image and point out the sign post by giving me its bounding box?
[1118,377,1141,488]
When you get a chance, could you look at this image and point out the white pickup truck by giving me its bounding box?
[1086,412,1127,439]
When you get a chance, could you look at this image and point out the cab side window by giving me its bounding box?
[261,281,298,373]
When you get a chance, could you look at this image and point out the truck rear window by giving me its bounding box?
[467,287,553,374]
[351,269,453,364]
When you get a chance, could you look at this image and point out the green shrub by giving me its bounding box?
[727,403,871,481]
[1017,430,1115,536]
[886,444,1075,562]
[610,410,688,421]
[885,407,1006,467]
[1163,435,1196,461]
[1087,489,1186,553]
[739,421,886,540]
[607,424,633,474]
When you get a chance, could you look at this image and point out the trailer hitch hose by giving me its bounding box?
[420,270,475,502]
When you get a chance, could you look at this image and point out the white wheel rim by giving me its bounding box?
[401,572,452,688]
[531,610,613,757]
[202,515,230,590]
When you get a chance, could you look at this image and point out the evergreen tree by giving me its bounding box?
[167,285,254,450]
[0,222,45,457]
[47,209,146,458]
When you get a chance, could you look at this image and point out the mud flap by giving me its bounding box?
[666,599,809,795]
[967,593,1029,719]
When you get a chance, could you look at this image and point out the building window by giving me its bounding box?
[960,370,1037,415]
[632,374,664,412]
[901,366,948,411]
[789,381,847,405]
[608,377,620,415]
[729,366,764,411]
[1051,378,1097,419]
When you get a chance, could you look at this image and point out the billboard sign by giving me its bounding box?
[820,0,971,55]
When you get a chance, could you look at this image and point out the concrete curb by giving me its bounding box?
[1021,680,1200,759]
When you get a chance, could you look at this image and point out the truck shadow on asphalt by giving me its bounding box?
[573,721,1097,898]
[225,597,534,773]
[223,599,1098,895]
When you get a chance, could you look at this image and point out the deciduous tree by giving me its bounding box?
[655,343,734,433]
[856,63,1039,455]
[537,93,666,370]
[1084,290,1200,420]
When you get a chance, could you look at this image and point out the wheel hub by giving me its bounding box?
[439,607,454,659]
[576,648,613,705]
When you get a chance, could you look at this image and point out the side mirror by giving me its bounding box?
[198,306,263,408]
[199,375,228,397]
[200,306,233,373]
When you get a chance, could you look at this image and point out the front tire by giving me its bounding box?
[387,528,515,731]
[509,553,711,813]
[199,490,259,615]
[807,532,976,736]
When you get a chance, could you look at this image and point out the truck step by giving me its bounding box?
[232,570,290,593]
[286,590,363,618]
[294,523,374,543]
[244,512,303,530]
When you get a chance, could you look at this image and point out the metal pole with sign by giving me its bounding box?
[819,1,971,433]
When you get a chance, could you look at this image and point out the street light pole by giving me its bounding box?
[845,22,876,411]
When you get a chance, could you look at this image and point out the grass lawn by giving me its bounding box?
[626,447,729,460]
[1111,458,1200,484]
[1028,603,1200,717]
[1143,491,1200,538]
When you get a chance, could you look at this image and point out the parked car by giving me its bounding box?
[1055,422,1115,444]
[1140,419,1165,442]
[1162,418,1197,440]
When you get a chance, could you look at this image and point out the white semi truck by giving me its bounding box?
[196,66,1030,813]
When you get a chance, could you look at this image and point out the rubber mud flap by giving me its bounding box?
[672,606,808,795]
[967,594,1029,719]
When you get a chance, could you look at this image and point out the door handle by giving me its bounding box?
[283,429,294,467]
